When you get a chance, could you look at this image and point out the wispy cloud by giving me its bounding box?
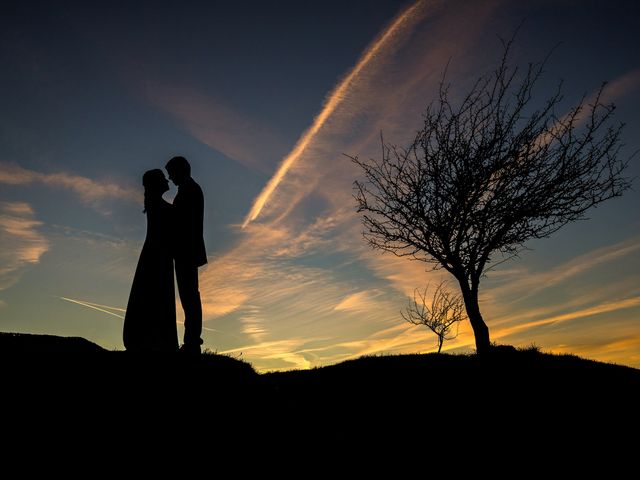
[550,333,640,367]
[361,249,447,298]
[494,296,640,339]
[489,277,640,328]
[331,320,475,362]
[220,337,317,371]
[486,237,640,301]
[0,202,49,291]
[146,86,287,172]
[602,68,640,102]
[334,290,386,313]
[192,0,524,370]
[189,0,638,371]
[536,67,640,148]
[242,0,437,227]
[235,0,506,234]
[238,305,268,343]
[0,162,140,211]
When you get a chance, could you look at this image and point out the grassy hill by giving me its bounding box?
[3,332,637,471]
[2,332,638,431]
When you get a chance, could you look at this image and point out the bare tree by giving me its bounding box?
[402,281,465,353]
[352,41,631,354]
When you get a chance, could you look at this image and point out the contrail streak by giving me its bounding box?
[176,320,220,334]
[59,296,222,333]
[242,0,427,228]
[59,296,125,319]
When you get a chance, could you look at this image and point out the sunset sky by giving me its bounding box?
[1,0,638,371]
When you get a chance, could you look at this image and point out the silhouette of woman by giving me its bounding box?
[123,169,178,352]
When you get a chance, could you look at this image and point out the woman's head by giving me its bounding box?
[142,169,169,212]
[143,169,169,195]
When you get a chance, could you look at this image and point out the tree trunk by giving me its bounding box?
[437,336,443,354]
[458,281,491,354]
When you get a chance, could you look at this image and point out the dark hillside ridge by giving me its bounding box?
[0,332,106,353]
[1,332,638,428]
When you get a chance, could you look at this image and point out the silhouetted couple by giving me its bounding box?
[123,156,207,354]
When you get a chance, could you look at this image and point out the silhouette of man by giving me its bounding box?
[166,156,207,354]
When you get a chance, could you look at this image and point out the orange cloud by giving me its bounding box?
[241,0,437,227]
[191,0,523,371]
[494,297,640,339]
[536,68,640,148]
[237,0,507,233]
[220,337,316,371]
[334,290,387,313]
[0,202,49,291]
[551,334,640,368]
[193,0,638,372]
[486,237,640,302]
[332,319,475,362]
[602,68,640,102]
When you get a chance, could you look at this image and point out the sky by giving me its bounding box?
[1,0,639,371]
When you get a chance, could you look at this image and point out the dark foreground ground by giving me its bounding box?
[2,332,639,454]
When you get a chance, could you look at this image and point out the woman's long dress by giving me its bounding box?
[123,199,178,352]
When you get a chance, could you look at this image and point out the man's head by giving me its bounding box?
[166,156,191,186]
